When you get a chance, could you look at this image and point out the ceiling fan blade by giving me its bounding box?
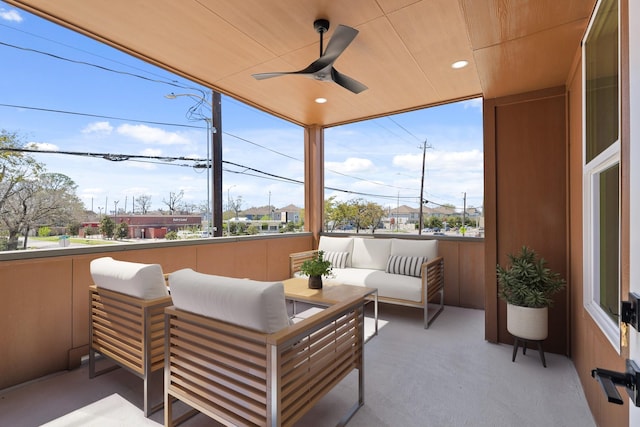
[331,68,368,94]
[253,56,333,80]
[252,72,291,80]
[322,25,359,63]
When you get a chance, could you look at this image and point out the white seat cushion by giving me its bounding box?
[328,268,422,302]
[168,269,290,334]
[90,257,169,300]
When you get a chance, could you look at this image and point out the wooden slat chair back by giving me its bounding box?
[165,269,365,427]
[89,257,171,417]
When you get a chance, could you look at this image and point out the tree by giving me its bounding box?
[1,172,84,250]
[324,196,337,231]
[229,196,242,220]
[100,216,115,239]
[0,131,44,248]
[327,199,358,231]
[356,201,385,233]
[115,222,129,239]
[135,194,152,214]
[163,190,184,214]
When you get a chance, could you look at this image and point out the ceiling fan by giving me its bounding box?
[252,19,367,94]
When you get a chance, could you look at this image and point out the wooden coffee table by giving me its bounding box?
[283,277,378,340]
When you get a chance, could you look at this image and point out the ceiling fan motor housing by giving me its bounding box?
[314,19,330,34]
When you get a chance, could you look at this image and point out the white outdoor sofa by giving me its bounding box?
[290,236,445,328]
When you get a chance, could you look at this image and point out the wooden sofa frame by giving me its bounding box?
[89,285,172,417]
[290,249,445,329]
[164,294,366,427]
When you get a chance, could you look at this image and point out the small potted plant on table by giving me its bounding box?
[496,246,566,367]
[300,250,333,289]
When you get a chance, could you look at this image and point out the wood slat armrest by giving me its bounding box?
[268,294,365,346]
[421,256,445,302]
[289,249,319,277]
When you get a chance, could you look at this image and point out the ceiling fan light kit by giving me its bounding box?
[252,19,367,94]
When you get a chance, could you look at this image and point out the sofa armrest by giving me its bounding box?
[289,249,319,277]
[421,256,444,303]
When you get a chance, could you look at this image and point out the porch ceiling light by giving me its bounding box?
[315,97,327,104]
[451,60,468,69]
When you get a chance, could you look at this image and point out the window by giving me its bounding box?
[583,0,620,350]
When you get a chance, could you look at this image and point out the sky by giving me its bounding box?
[0,2,483,216]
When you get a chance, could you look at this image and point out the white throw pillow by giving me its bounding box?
[168,268,289,334]
[386,255,426,277]
[318,236,354,267]
[90,257,169,300]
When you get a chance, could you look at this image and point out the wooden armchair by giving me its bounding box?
[164,269,365,427]
[89,257,172,417]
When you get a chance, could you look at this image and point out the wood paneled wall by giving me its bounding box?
[565,13,628,425]
[0,234,312,390]
[484,87,569,355]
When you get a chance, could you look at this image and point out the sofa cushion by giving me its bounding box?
[386,255,426,277]
[327,268,422,302]
[90,257,169,300]
[391,239,438,260]
[318,236,354,267]
[168,269,289,334]
[323,251,349,269]
[351,238,391,270]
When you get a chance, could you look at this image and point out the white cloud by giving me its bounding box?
[82,121,113,135]
[141,148,162,157]
[117,124,189,145]
[463,97,483,110]
[26,141,59,151]
[0,8,22,22]
[325,157,374,174]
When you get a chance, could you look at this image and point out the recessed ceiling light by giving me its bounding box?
[315,97,327,104]
[451,60,469,69]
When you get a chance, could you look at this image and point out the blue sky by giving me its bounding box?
[0,2,483,215]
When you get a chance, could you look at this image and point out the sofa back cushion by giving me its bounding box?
[391,239,438,260]
[318,236,354,267]
[90,257,169,300]
[351,238,392,270]
[168,269,290,334]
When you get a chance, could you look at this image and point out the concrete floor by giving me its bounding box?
[0,305,595,427]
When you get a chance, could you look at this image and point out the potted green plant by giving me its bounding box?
[496,246,566,341]
[300,250,333,289]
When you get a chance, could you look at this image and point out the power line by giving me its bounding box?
[0,39,197,91]
[0,103,202,129]
[2,146,432,204]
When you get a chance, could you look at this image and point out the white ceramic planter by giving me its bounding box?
[506,304,548,340]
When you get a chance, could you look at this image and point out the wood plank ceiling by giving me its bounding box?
[6,0,596,127]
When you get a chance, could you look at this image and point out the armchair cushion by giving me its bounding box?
[90,257,168,300]
[168,269,289,333]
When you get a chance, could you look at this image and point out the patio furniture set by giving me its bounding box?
[88,236,445,426]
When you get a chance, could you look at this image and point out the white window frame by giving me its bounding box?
[582,0,622,352]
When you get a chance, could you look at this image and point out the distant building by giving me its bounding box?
[81,214,201,239]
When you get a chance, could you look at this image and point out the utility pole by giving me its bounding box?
[418,139,433,234]
[462,192,467,227]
